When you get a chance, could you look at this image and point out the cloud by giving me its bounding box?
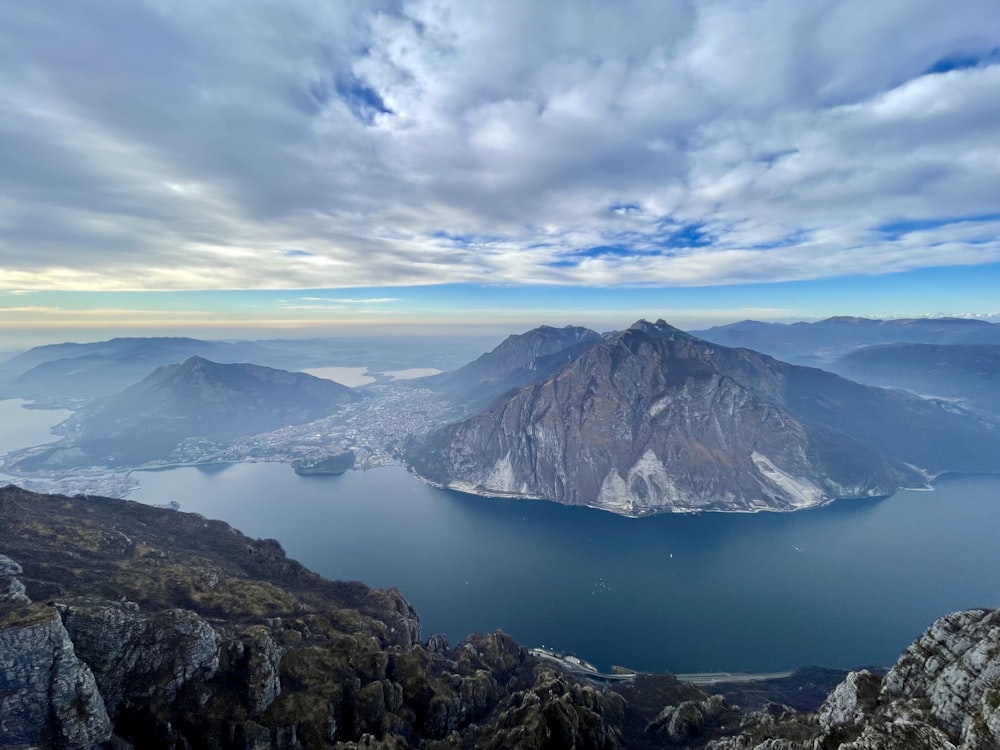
[281,296,400,310]
[0,0,998,291]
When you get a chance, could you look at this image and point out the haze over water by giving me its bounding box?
[129,462,1000,674]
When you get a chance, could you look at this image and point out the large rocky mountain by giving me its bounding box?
[3,484,999,750]
[408,320,999,515]
[11,357,359,469]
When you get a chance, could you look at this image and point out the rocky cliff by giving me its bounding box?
[408,320,942,515]
[2,484,999,749]
[707,608,1000,750]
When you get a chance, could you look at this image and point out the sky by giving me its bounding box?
[1,0,999,346]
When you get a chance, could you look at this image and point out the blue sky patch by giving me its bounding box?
[432,230,506,246]
[336,75,392,125]
[748,231,810,250]
[877,213,1000,240]
[577,245,635,259]
[284,249,314,257]
[924,49,1000,75]
[657,222,712,249]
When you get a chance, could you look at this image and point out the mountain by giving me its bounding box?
[691,316,1000,366]
[830,343,1000,419]
[12,357,359,468]
[1,337,227,403]
[0,334,497,406]
[419,324,601,415]
[408,320,999,515]
[3,484,1000,750]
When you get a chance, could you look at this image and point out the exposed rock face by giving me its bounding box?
[56,599,221,716]
[410,320,924,515]
[816,669,881,730]
[470,666,627,750]
[0,552,29,603]
[0,604,112,749]
[708,610,1000,750]
[881,609,1000,742]
[646,694,730,742]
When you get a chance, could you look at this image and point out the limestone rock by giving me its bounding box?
[56,599,219,715]
[817,669,881,729]
[227,625,285,714]
[646,694,730,741]
[0,552,30,604]
[0,603,112,749]
[882,608,1000,744]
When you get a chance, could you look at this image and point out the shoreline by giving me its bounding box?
[406,467,911,519]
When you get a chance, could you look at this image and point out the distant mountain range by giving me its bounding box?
[408,320,1000,515]
[692,316,1000,366]
[829,343,1000,420]
[0,334,496,405]
[10,357,359,469]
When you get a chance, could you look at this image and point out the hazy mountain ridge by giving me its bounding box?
[830,343,1000,419]
[692,316,1000,366]
[408,320,1000,515]
[10,357,360,469]
[418,324,601,416]
[0,334,497,406]
[2,484,999,750]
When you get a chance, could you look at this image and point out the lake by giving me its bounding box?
[128,461,1000,674]
[0,399,70,456]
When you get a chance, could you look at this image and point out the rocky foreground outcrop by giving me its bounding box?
[2,483,999,749]
[707,609,1000,750]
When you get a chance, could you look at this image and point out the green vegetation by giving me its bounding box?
[0,602,57,629]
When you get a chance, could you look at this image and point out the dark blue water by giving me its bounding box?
[129,463,1000,674]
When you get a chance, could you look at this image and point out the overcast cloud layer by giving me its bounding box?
[1,0,998,291]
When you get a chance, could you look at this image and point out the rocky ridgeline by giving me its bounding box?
[706,609,1000,749]
[2,484,999,749]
